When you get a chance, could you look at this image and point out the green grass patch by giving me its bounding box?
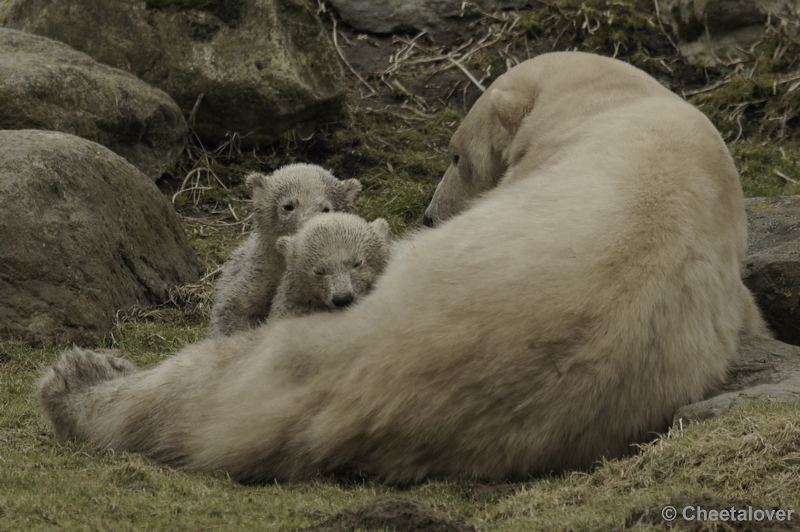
[732,141,800,197]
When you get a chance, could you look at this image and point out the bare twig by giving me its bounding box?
[703,14,725,65]
[448,57,486,92]
[774,169,799,184]
[682,77,734,97]
[188,93,204,129]
[400,105,437,120]
[552,22,571,50]
[184,213,254,228]
[332,17,377,96]
[392,31,429,64]
[200,265,225,283]
[731,113,744,144]
[228,203,240,222]
[653,0,681,54]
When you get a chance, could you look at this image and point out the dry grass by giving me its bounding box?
[689,9,800,143]
[484,401,800,530]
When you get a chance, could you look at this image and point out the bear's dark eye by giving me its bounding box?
[322,207,331,213]
[314,269,325,276]
[452,154,460,165]
[353,260,362,268]
[283,204,294,212]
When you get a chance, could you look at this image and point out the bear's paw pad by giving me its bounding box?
[38,347,137,401]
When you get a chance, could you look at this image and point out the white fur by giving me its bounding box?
[37,52,767,484]
[270,213,391,319]
[208,164,361,337]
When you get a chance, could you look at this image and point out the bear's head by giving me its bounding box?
[246,164,362,238]
[276,213,391,310]
[423,67,540,227]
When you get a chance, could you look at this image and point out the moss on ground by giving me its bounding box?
[517,0,661,58]
[732,141,800,196]
[144,0,244,25]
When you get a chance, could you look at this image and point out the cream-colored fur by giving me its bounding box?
[208,164,361,337]
[37,52,768,483]
[271,213,391,319]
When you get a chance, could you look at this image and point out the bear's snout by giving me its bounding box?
[332,293,354,308]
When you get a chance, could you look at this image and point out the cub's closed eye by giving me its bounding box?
[283,204,294,212]
[314,269,325,276]
[353,260,362,268]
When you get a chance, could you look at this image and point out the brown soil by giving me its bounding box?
[304,497,475,532]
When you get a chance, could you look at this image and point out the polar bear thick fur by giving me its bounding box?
[37,52,767,483]
[270,213,391,319]
[208,164,362,337]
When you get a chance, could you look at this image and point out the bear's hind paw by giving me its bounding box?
[37,347,139,441]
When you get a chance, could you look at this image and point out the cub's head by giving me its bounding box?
[423,64,540,227]
[275,213,391,310]
[246,164,362,237]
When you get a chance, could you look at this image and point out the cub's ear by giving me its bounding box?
[340,179,363,208]
[245,172,270,198]
[489,88,534,134]
[370,218,391,240]
[275,236,294,258]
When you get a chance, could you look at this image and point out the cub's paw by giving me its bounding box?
[37,347,139,440]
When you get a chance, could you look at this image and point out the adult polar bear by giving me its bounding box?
[38,52,766,483]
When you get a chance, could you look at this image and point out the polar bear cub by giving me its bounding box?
[270,213,391,319]
[208,164,362,337]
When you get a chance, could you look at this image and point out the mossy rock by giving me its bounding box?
[0,28,186,181]
[743,196,800,346]
[0,130,199,347]
[660,0,800,64]
[326,0,531,34]
[5,0,345,147]
[145,0,244,26]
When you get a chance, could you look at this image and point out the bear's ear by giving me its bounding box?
[275,236,294,258]
[489,88,534,134]
[246,172,269,198]
[340,179,363,208]
[370,218,390,240]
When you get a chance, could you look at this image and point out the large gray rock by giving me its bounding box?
[0,0,11,23]
[327,0,530,34]
[0,130,199,347]
[660,0,800,63]
[4,0,346,147]
[674,336,800,424]
[0,28,186,181]
[743,196,800,346]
